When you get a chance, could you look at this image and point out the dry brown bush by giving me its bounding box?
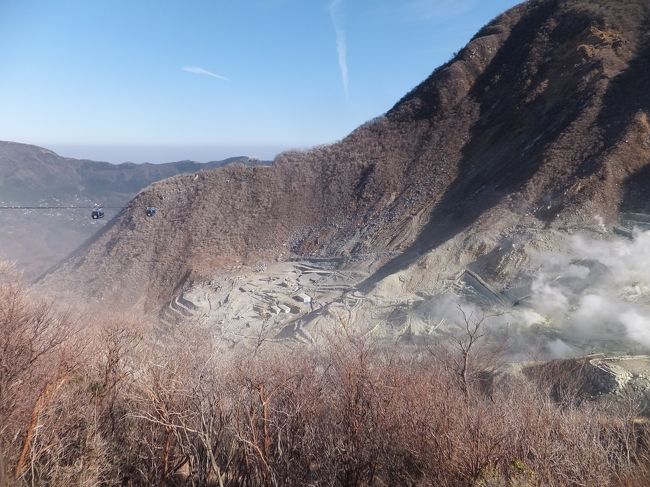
[2,275,650,485]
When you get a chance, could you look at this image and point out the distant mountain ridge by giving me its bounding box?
[0,140,270,277]
[0,140,266,205]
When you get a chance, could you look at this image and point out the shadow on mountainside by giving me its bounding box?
[34,207,128,283]
[359,0,611,292]
[621,163,650,214]
[579,17,650,177]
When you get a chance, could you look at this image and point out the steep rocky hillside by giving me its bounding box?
[40,0,650,313]
[0,141,265,277]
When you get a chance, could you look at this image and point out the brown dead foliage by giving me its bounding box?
[1,277,650,486]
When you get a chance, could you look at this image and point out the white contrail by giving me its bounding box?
[329,0,349,98]
[182,66,229,81]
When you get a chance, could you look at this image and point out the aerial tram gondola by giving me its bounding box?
[91,206,105,219]
[146,207,157,217]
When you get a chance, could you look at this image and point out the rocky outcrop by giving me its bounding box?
[525,355,650,414]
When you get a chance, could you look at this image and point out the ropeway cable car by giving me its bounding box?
[91,206,105,219]
[146,207,157,217]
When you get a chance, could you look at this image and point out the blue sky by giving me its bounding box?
[0,0,521,162]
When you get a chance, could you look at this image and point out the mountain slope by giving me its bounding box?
[0,141,263,205]
[0,141,266,277]
[39,0,650,310]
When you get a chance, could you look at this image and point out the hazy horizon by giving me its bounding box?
[43,143,293,164]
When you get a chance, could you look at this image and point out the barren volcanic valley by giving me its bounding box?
[6,0,650,484]
[37,0,650,355]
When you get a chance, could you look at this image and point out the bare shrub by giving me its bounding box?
[2,274,650,485]
[0,279,78,484]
